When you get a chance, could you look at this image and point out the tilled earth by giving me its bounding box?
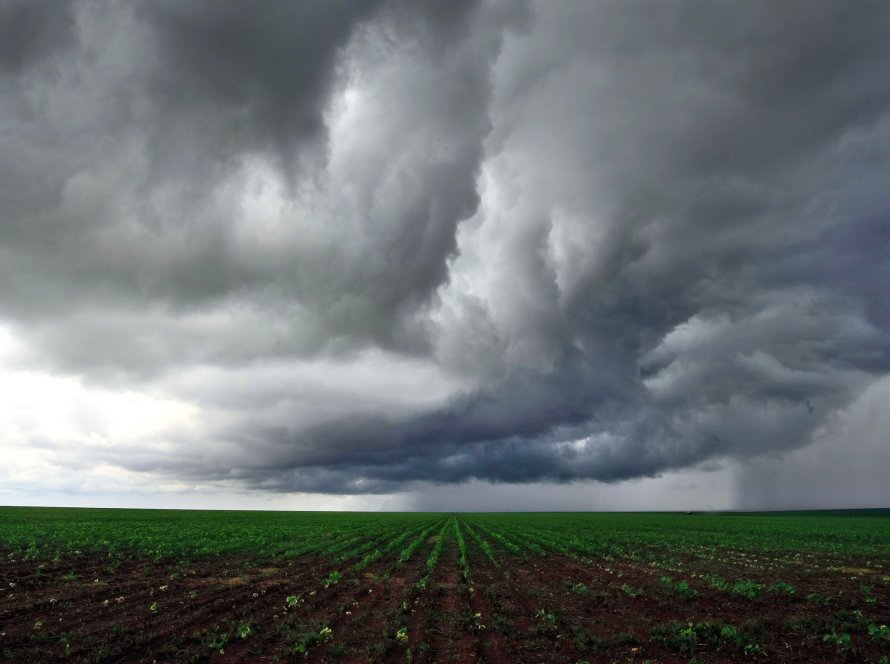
[1,535,888,663]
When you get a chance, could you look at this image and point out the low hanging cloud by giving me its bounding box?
[1,0,888,500]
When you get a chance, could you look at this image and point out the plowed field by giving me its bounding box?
[2,508,889,662]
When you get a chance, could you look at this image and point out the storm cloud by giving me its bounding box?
[1,0,888,504]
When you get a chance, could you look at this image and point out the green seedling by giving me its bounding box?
[659,576,697,598]
[806,592,831,606]
[535,609,556,624]
[293,626,333,655]
[703,574,729,591]
[323,571,342,588]
[209,633,228,654]
[823,629,853,654]
[621,583,644,598]
[769,581,796,595]
[730,580,762,600]
[869,623,890,642]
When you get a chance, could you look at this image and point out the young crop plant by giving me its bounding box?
[535,608,557,624]
[208,633,229,654]
[769,581,796,595]
[382,524,427,554]
[659,576,698,599]
[293,625,333,656]
[423,519,452,577]
[354,522,432,572]
[520,528,578,558]
[860,584,879,605]
[673,580,698,599]
[535,527,603,558]
[787,615,822,634]
[58,634,72,658]
[571,581,588,594]
[652,621,765,658]
[397,521,443,566]
[805,591,824,604]
[353,548,383,571]
[868,623,890,646]
[462,521,499,568]
[533,608,558,637]
[414,517,455,590]
[323,570,342,588]
[572,627,606,655]
[823,629,855,656]
[453,520,470,581]
[701,573,729,591]
[332,528,394,565]
[322,535,364,558]
[621,583,644,598]
[508,532,547,556]
[730,580,764,600]
[474,523,522,555]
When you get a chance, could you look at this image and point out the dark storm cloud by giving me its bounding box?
[2,0,381,315]
[140,0,384,178]
[1,0,888,497]
[0,0,76,72]
[0,0,509,357]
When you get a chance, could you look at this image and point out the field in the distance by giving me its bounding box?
[1,508,889,663]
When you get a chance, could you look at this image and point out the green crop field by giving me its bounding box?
[1,507,889,662]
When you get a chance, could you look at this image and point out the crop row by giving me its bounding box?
[2,508,889,567]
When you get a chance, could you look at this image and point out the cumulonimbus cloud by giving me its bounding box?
[0,0,888,496]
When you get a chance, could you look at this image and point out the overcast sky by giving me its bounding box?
[1,0,888,511]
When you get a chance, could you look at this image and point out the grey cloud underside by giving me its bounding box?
[0,0,76,72]
[1,0,889,494]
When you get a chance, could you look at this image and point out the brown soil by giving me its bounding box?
[1,541,888,663]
